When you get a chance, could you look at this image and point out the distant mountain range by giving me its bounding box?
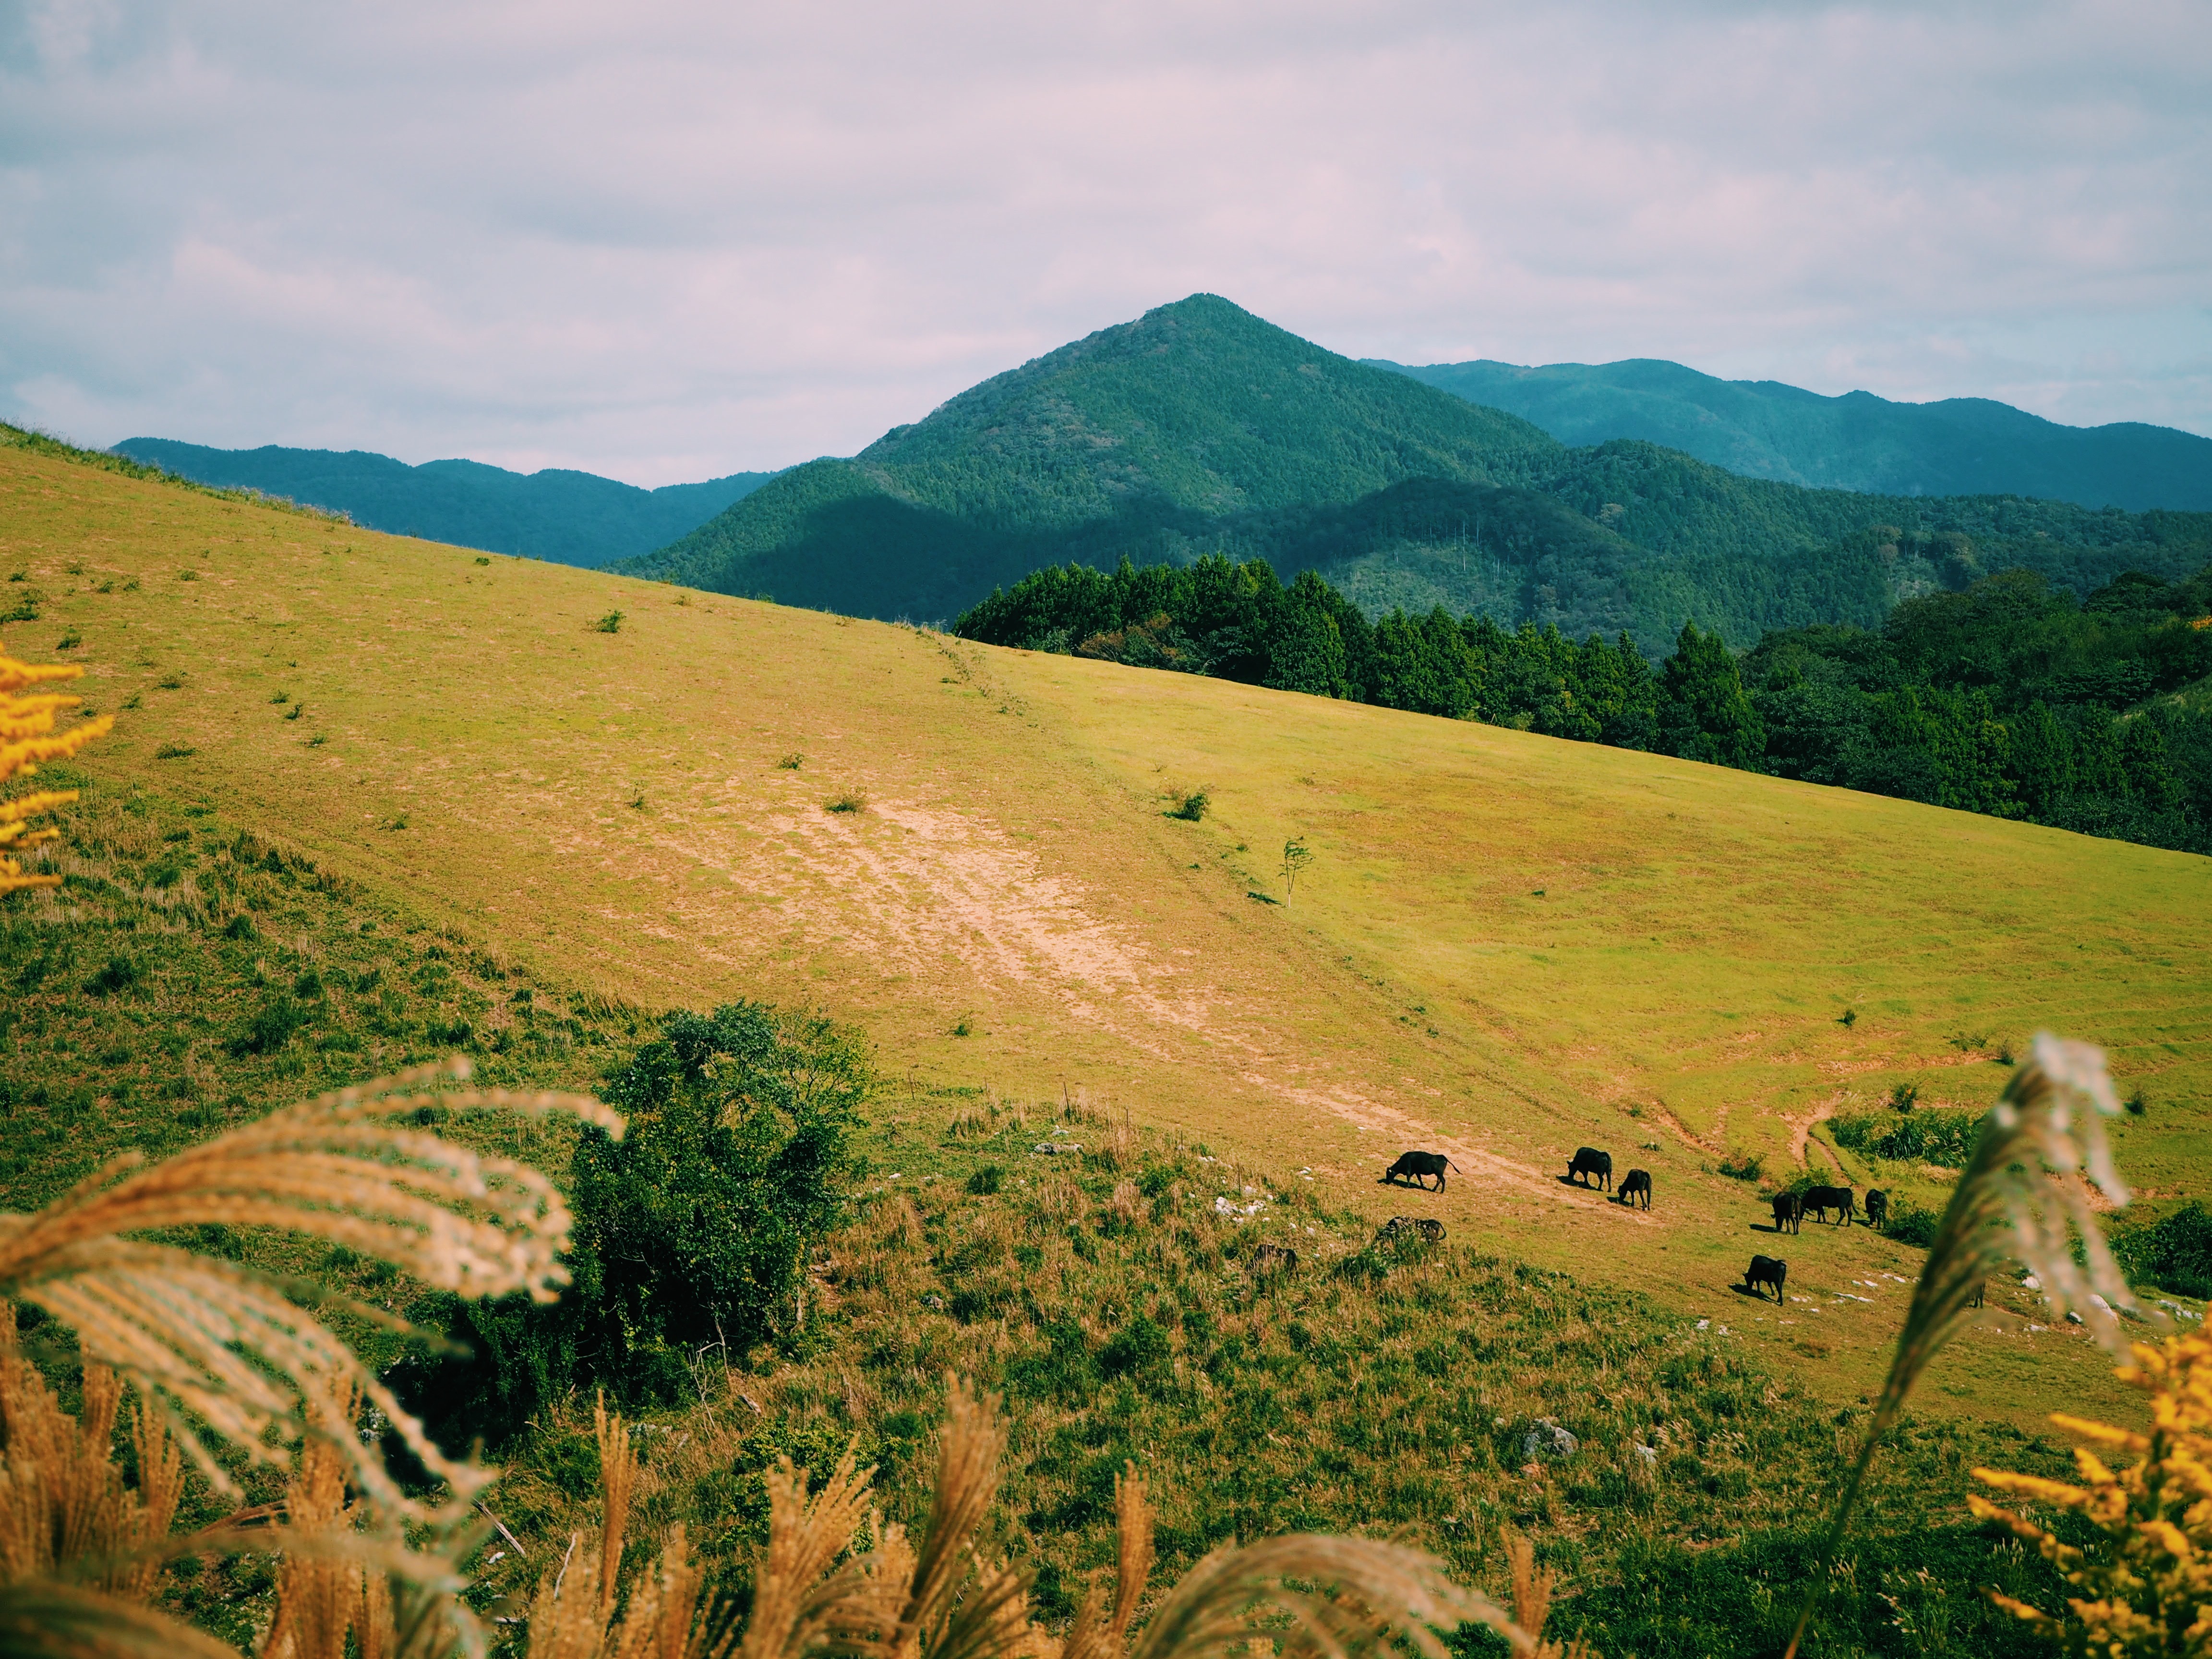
[1370,356,2212,512]
[109,438,777,568]
[625,295,2212,647]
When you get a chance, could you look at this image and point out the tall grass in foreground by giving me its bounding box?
[525,1378,1554,1659]
[0,1059,617,1659]
[1784,1034,2145,1658]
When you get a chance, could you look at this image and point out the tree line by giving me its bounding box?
[954,553,2212,854]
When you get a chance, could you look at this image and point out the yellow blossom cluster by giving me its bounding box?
[1973,1329,2212,1655]
[0,649,113,893]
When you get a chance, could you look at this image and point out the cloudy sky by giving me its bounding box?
[3,0,2208,484]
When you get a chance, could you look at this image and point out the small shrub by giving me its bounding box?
[778,753,804,769]
[1099,1311,1171,1377]
[1882,1199,1943,1248]
[223,914,257,941]
[2126,1088,2149,1117]
[308,733,328,746]
[285,703,304,721]
[231,994,310,1056]
[154,743,195,759]
[271,690,291,704]
[593,610,624,633]
[823,792,866,814]
[474,556,491,566]
[1838,1009,1857,1027]
[83,955,138,996]
[1831,1106,1979,1168]
[1167,789,1209,822]
[951,1017,972,1037]
[56,632,80,651]
[966,1165,1004,1195]
[1888,1080,1921,1112]
[156,674,182,689]
[293,968,324,998]
[179,569,199,581]
[2111,1203,2212,1297]
[1716,1150,1764,1181]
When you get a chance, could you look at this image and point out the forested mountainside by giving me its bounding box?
[1375,355,2212,512]
[112,437,775,567]
[957,555,2212,855]
[627,296,2212,644]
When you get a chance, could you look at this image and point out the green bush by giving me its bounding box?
[391,1000,868,1454]
[966,1164,1004,1195]
[83,955,138,997]
[230,995,309,1056]
[1829,1106,1980,1168]
[1882,1199,1944,1248]
[1167,789,1210,822]
[2111,1203,2212,1298]
[1099,1311,1171,1377]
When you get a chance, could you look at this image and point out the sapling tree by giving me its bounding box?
[1281,836,1314,904]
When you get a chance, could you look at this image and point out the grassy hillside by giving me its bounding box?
[1378,355,2212,512]
[624,297,2212,646]
[0,794,2087,1658]
[113,436,775,568]
[5,426,2210,1440]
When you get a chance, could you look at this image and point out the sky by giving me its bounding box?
[3,0,2208,486]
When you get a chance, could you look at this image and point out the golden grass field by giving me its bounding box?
[7,432,2210,1428]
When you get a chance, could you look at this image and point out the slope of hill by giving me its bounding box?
[630,297,2212,645]
[9,421,2209,1439]
[4,783,2087,1659]
[1377,355,2212,511]
[111,436,776,567]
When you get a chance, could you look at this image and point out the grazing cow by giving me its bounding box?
[1618,1169,1653,1209]
[1382,1151,1460,1191]
[1567,1147,1614,1191]
[1802,1184,1857,1226]
[1863,1189,1890,1230]
[1378,1215,1446,1247]
[1770,1192,1803,1235]
[1248,1244,1298,1277]
[1744,1255,1788,1303]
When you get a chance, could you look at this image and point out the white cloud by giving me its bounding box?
[1,0,2206,483]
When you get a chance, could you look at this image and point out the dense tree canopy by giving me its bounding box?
[959,556,2212,855]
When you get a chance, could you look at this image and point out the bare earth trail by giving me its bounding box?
[10,442,2212,1429]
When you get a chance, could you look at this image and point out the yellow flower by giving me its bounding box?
[0,649,113,893]
[1974,1330,2212,1654]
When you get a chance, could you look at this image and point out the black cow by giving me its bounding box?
[1249,1244,1298,1277]
[1744,1255,1788,1303]
[1382,1151,1460,1191]
[1803,1185,1856,1226]
[1770,1192,1803,1234]
[1863,1189,1890,1230]
[1567,1147,1613,1191]
[1378,1215,1446,1246]
[1618,1169,1653,1209]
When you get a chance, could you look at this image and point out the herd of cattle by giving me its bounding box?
[1366,1142,1909,1308]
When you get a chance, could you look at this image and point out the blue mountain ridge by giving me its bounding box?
[109,438,778,568]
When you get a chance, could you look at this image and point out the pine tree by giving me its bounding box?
[1657,622,1766,768]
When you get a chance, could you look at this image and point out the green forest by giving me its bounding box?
[954,554,2212,855]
